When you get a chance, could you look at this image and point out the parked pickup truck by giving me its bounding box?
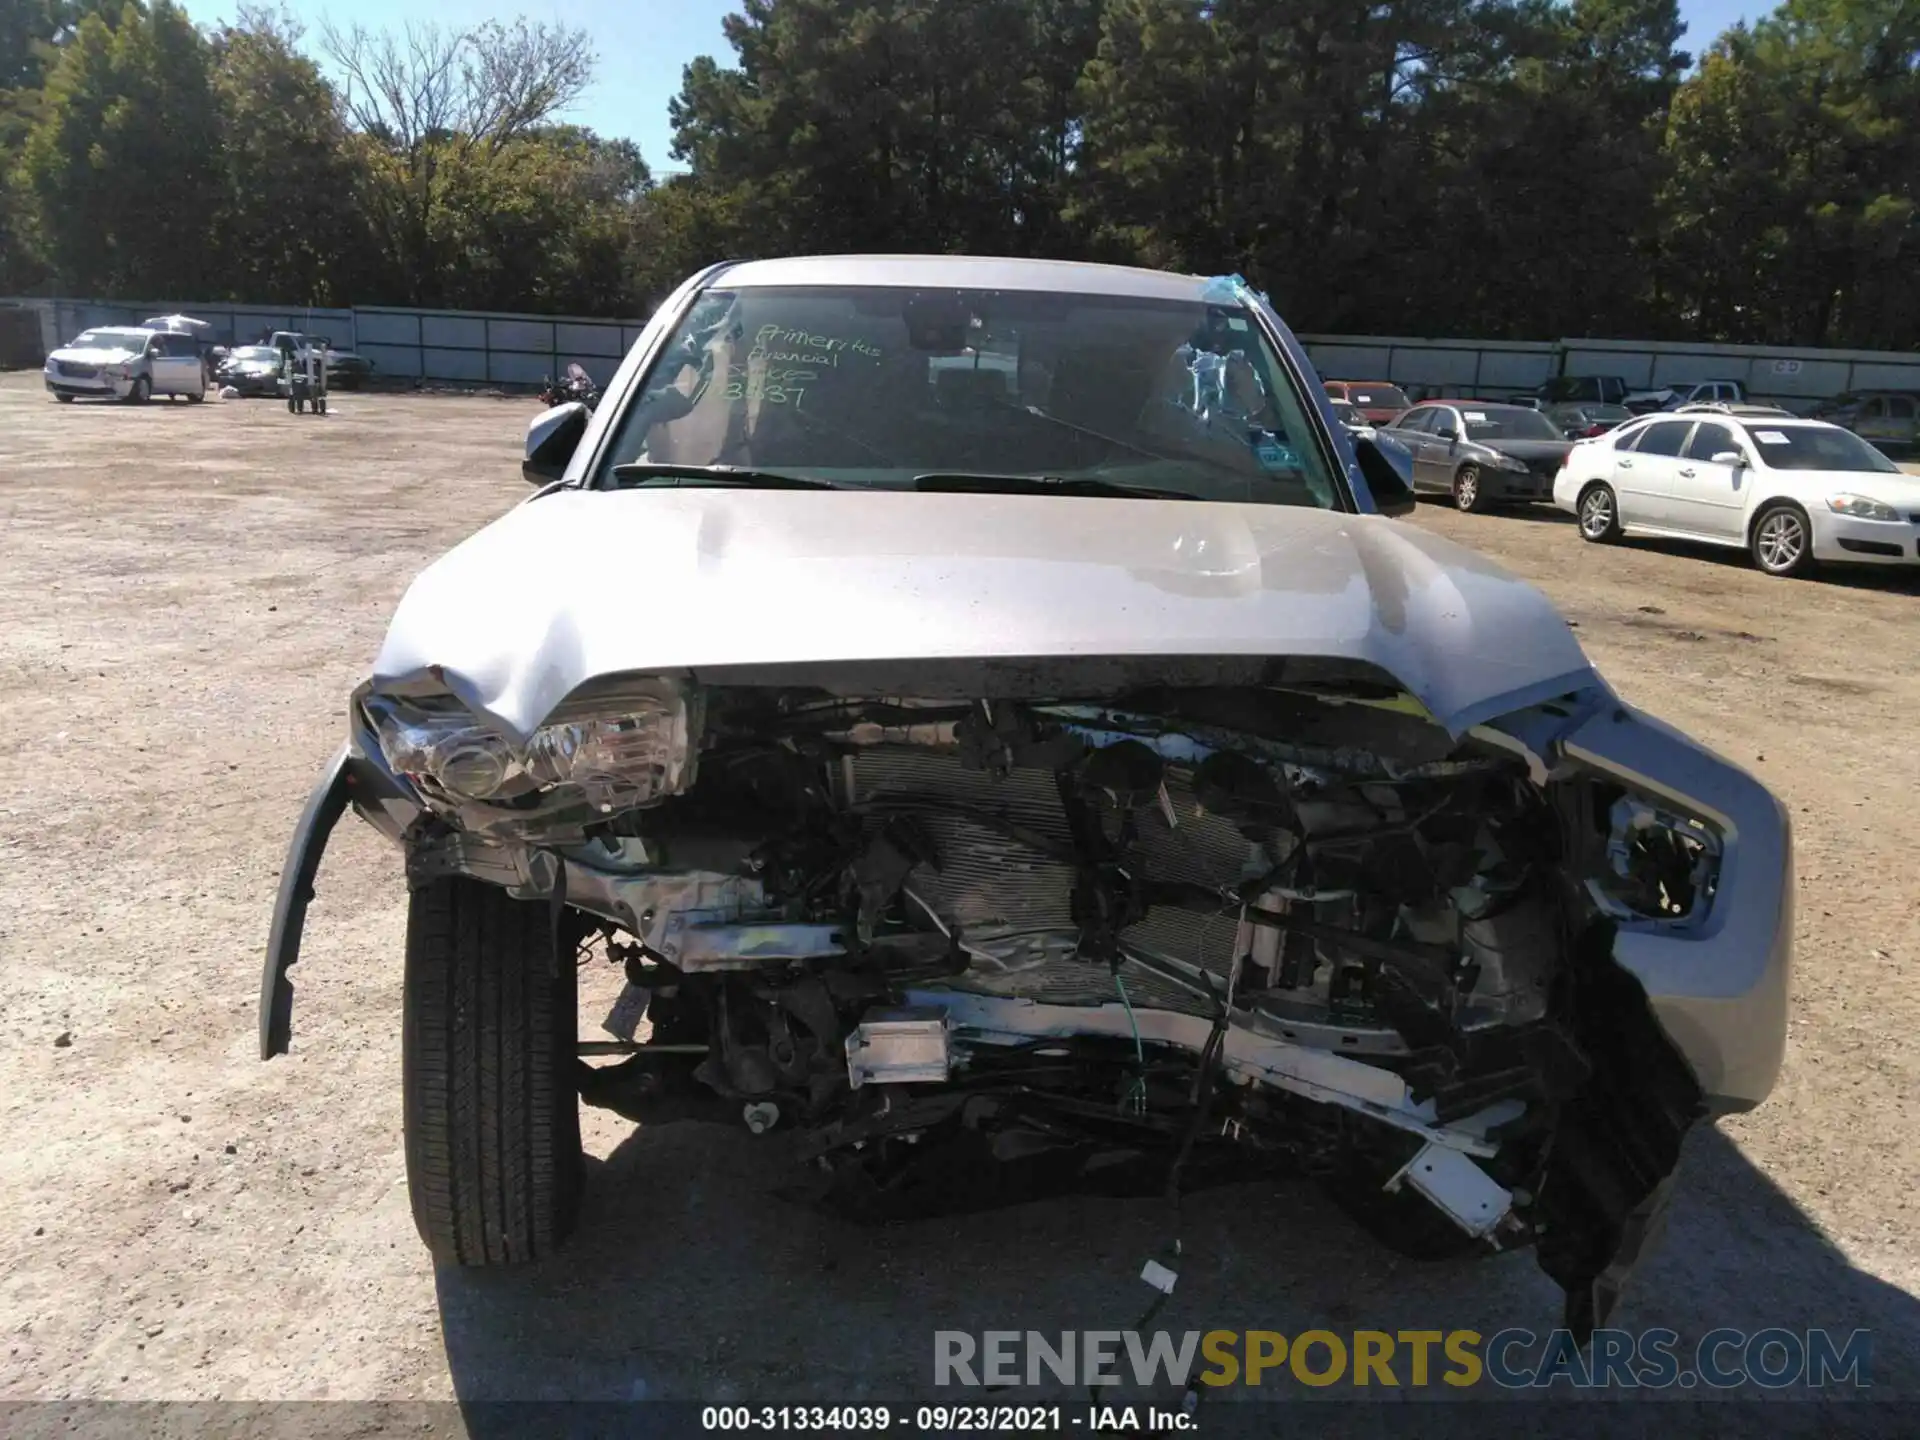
[1624,379,1746,414]
[1535,375,1630,407]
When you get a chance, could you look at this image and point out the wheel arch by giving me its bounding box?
[1745,492,1810,545]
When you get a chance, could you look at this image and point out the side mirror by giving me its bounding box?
[1354,434,1417,517]
[524,401,590,485]
[1711,451,1747,468]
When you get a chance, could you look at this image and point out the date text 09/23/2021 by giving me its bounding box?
[700,1407,1190,1432]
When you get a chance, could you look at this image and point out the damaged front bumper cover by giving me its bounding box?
[259,743,416,1059]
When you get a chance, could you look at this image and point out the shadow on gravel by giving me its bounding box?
[1488,504,1575,526]
[1609,536,1920,596]
[434,1117,1917,1432]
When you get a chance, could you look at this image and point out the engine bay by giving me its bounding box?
[388,670,1709,1339]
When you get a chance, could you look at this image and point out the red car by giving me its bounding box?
[1324,378,1411,426]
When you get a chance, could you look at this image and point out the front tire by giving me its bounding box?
[1750,502,1815,578]
[1451,465,1489,513]
[403,876,582,1266]
[1577,483,1622,542]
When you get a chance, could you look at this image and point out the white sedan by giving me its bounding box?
[1552,411,1920,577]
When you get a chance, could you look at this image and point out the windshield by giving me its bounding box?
[1461,407,1562,440]
[1345,385,1408,409]
[229,346,278,362]
[1747,425,1901,473]
[596,285,1345,509]
[72,329,148,350]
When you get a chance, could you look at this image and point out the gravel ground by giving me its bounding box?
[1,373,1915,1419]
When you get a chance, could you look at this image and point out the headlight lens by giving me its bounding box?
[365,678,702,813]
[524,683,703,812]
[1826,494,1899,521]
[1491,453,1529,472]
[368,698,515,800]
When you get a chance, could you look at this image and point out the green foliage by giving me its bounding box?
[19,1,221,296]
[205,9,370,305]
[0,0,1914,346]
[1661,0,1919,346]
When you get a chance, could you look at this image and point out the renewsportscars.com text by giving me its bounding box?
[933,1327,1872,1390]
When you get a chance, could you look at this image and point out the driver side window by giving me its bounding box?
[1429,409,1459,440]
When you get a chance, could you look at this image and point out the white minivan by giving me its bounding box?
[43,326,208,404]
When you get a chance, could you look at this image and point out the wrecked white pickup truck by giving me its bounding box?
[263,255,1791,1344]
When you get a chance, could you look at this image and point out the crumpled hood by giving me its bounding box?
[370,489,1600,740]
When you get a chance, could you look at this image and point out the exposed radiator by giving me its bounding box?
[845,747,1256,1014]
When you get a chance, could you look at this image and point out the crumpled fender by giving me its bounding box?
[259,746,352,1059]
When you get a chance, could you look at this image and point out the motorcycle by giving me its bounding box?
[538,362,600,412]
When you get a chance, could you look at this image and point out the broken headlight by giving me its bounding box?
[366,696,516,800]
[363,677,703,813]
[522,679,704,812]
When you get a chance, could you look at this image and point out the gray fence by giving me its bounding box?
[2,295,646,388]
[9,296,355,360]
[1297,336,1559,393]
[352,306,646,388]
[9,292,1919,404]
[1298,333,1920,410]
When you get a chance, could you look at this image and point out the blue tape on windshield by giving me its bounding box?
[1199,273,1271,308]
[1199,273,1249,306]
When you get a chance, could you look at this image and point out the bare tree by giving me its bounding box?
[322,17,594,157]
[319,17,595,303]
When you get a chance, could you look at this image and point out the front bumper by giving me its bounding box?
[44,372,133,399]
[1486,465,1556,501]
[1811,511,1920,566]
[1551,703,1793,1112]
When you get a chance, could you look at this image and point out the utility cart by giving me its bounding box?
[277,334,329,414]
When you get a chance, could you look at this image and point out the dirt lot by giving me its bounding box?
[1,372,1917,1413]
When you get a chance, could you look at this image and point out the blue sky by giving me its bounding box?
[191,0,1775,175]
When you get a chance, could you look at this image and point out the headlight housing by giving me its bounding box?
[1490,453,1530,473]
[1826,494,1899,521]
[364,677,703,815]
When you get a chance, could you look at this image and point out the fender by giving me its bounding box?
[259,747,352,1059]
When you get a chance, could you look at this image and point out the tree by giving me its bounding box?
[19,0,221,297]
[668,0,1106,260]
[205,5,372,305]
[321,16,595,305]
[1660,0,1919,347]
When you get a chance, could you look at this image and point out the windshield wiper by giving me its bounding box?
[913,472,1197,501]
[608,463,841,490]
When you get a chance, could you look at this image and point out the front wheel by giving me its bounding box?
[403,876,582,1265]
[55,393,74,404]
[1451,465,1489,513]
[1577,483,1622,543]
[1750,503,1815,578]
